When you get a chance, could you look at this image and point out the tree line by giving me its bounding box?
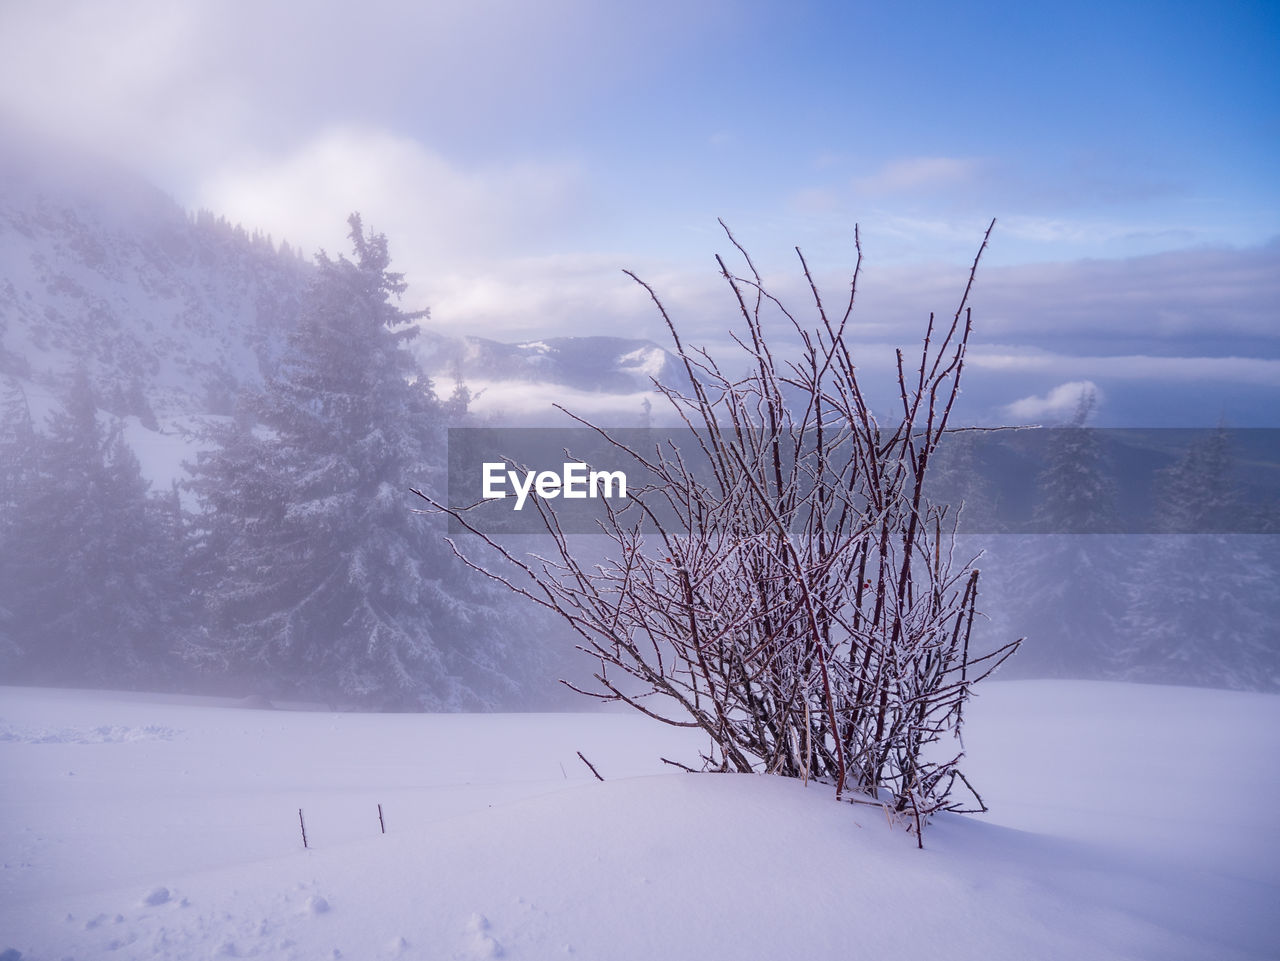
[957,394,1280,692]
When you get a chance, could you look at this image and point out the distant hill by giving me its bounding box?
[416,331,681,395]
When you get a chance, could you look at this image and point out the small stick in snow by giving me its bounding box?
[299,808,309,849]
[577,751,604,781]
[908,792,924,850]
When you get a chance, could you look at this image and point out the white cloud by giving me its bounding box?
[0,2,260,181]
[1002,381,1102,422]
[428,255,672,342]
[854,157,984,195]
[0,0,722,192]
[195,125,591,286]
[189,126,762,345]
[462,380,679,427]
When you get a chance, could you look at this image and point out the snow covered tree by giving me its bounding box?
[1002,391,1130,678]
[0,369,179,685]
[0,378,37,669]
[1119,427,1279,690]
[187,216,529,709]
[1031,392,1116,534]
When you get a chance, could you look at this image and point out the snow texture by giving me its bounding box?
[1,681,1276,960]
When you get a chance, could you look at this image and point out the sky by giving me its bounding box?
[1,0,1277,425]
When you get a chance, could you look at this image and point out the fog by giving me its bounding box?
[1,6,1277,960]
[1,121,1277,703]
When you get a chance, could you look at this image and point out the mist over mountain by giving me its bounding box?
[0,128,687,704]
[0,130,310,424]
[0,126,680,445]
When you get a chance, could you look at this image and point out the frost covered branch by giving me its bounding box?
[414,219,1019,830]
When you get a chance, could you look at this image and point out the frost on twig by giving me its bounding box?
[413,220,1019,834]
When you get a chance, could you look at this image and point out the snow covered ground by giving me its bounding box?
[1,681,1277,960]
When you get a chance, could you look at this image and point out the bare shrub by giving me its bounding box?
[414,220,1019,839]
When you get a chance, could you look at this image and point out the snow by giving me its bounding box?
[1,681,1276,960]
[0,140,316,424]
[119,414,218,492]
[461,378,670,425]
[615,345,666,381]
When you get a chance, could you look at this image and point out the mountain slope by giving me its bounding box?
[0,127,682,437]
[0,131,311,422]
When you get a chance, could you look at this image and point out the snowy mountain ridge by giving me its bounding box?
[414,329,682,398]
[0,134,308,423]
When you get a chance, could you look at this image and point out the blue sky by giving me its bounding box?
[1,0,1277,424]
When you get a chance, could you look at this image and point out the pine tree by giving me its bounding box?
[0,378,38,669]
[1030,392,1117,535]
[187,216,528,709]
[1120,427,1279,690]
[1002,391,1130,678]
[0,369,178,685]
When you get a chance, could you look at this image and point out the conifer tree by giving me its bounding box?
[0,369,177,684]
[187,216,527,709]
[1003,391,1129,677]
[1120,427,1279,690]
[0,378,37,669]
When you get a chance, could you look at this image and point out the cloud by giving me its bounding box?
[977,243,1280,348]
[970,349,1280,385]
[461,380,678,427]
[0,0,722,191]
[189,126,767,347]
[806,238,1280,359]
[195,125,592,281]
[1003,381,1103,422]
[427,254,677,343]
[421,235,1280,395]
[0,2,268,181]
[854,157,984,195]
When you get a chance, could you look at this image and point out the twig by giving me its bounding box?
[577,751,605,781]
[660,756,699,773]
[908,791,924,850]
